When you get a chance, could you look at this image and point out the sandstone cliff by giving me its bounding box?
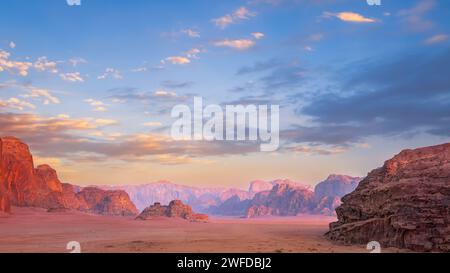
[326,143,450,252]
[0,136,137,216]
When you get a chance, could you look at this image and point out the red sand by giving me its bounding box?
[0,207,405,253]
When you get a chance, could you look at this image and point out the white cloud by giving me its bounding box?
[154,90,177,98]
[0,97,35,111]
[97,68,123,80]
[60,72,84,82]
[212,6,256,29]
[132,67,148,73]
[213,39,255,50]
[182,28,200,38]
[184,48,201,58]
[165,56,191,65]
[69,57,87,67]
[251,32,265,40]
[0,50,33,76]
[85,98,108,112]
[34,56,58,73]
[22,87,60,105]
[9,41,16,49]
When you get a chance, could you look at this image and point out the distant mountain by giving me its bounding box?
[102,182,252,212]
[314,174,361,200]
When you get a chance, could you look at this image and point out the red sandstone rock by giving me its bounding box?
[75,187,138,216]
[136,200,209,222]
[0,136,138,216]
[326,143,450,252]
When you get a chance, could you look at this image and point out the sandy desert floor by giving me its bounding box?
[0,207,406,253]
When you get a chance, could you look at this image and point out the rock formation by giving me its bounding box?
[326,143,450,252]
[76,187,138,216]
[0,136,138,216]
[314,174,361,200]
[136,200,209,222]
[246,182,315,217]
[312,175,361,216]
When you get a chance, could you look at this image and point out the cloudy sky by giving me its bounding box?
[0,0,449,188]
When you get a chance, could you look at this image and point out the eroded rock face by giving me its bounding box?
[326,143,450,252]
[136,200,209,222]
[76,187,138,216]
[314,175,361,200]
[246,183,315,217]
[0,136,138,216]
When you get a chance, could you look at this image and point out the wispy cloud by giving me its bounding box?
[85,98,108,112]
[22,87,60,105]
[60,72,84,82]
[251,32,265,40]
[34,56,58,73]
[69,57,87,67]
[182,28,200,38]
[0,97,35,111]
[9,41,16,49]
[165,56,191,65]
[212,6,256,29]
[424,34,448,45]
[97,68,123,80]
[398,0,435,32]
[323,11,376,23]
[213,39,255,50]
[0,50,33,76]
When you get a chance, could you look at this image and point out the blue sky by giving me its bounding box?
[0,0,449,187]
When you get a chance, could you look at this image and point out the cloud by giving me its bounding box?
[251,32,265,40]
[85,98,108,112]
[0,97,35,111]
[184,48,201,58]
[142,121,163,127]
[288,144,347,155]
[0,112,259,163]
[22,87,60,105]
[323,11,376,23]
[60,72,84,82]
[161,80,194,89]
[165,56,191,65]
[97,68,123,80]
[131,67,147,73]
[34,56,58,73]
[213,39,255,50]
[293,48,450,146]
[0,82,60,105]
[94,119,118,126]
[69,57,87,67]
[424,34,448,45]
[212,6,256,29]
[0,50,33,76]
[182,28,200,38]
[9,41,16,49]
[398,0,435,32]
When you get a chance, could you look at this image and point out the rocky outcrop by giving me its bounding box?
[326,143,450,252]
[246,182,315,217]
[76,187,138,216]
[136,200,209,222]
[0,136,138,216]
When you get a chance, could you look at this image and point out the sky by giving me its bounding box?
[0,0,449,188]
